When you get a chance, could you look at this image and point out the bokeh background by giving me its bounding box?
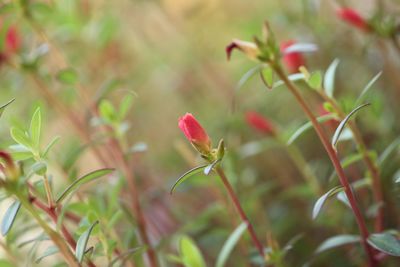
[0,0,400,266]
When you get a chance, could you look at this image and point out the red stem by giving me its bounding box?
[215,167,265,259]
[274,65,377,267]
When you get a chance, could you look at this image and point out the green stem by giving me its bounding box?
[277,136,321,195]
[273,65,377,267]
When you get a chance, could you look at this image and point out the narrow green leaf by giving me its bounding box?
[1,200,21,236]
[378,137,400,165]
[287,114,336,145]
[235,65,263,91]
[273,73,305,88]
[56,68,78,85]
[76,221,99,263]
[170,165,208,194]
[42,136,61,157]
[99,100,116,123]
[108,247,142,267]
[216,222,248,267]
[332,103,371,149]
[56,168,114,204]
[30,107,42,149]
[315,235,360,254]
[119,94,134,119]
[204,159,221,176]
[283,43,318,53]
[259,67,274,89]
[35,246,59,263]
[307,71,322,90]
[179,236,206,267]
[312,186,344,220]
[324,59,340,98]
[10,127,32,149]
[367,233,400,256]
[30,161,47,176]
[355,72,382,106]
[0,99,15,118]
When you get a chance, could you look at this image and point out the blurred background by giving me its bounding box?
[0,0,400,266]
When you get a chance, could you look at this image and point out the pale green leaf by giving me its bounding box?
[216,222,248,267]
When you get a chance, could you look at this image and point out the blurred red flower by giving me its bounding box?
[245,111,276,136]
[337,8,371,32]
[280,40,306,73]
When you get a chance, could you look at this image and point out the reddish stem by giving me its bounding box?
[215,167,265,259]
[274,65,377,267]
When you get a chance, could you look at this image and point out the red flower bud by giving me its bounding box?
[245,111,276,136]
[280,40,306,73]
[337,8,371,32]
[178,113,212,154]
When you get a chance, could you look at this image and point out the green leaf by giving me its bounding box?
[30,161,47,176]
[35,246,59,263]
[315,235,360,254]
[99,100,116,123]
[216,222,248,267]
[324,59,340,98]
[170,165,208,194]
[56,168,114,204]
[0,260,15,267]
[378,137,400,165]
[118,94,134,119]
[42,136,61,157]
[108,247,142,267]
[283,43,318,53]
[179,236,206,267]
[0,99,15,118]
[30,107,42,149]
[312,186,344,220]
[332,103,371,149]
[10,127,32,149]
[56,68,78,85]
[260,67,274,89]
[307,71,322,90]
[355,72,382,106]
[287,114,337,145]
[273,73,305,88]
[204,159,221,176]
[1,200,21,236]
[235,65,263,91]
[367,233,400,256]
[76,221,99,263]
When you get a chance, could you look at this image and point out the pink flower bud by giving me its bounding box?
[226,39,259,61]
[337,8,371,32]
[245,111,276,136]
[280,40,306,73]
[178,113,211,154]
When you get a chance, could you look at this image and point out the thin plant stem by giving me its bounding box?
[318,91,384,232]
[276,136,322,195]
[272,65,377,267]
[22,20,158,265]
[215,166,265,259]
[17,194,80,267]
[42,174,54,208]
